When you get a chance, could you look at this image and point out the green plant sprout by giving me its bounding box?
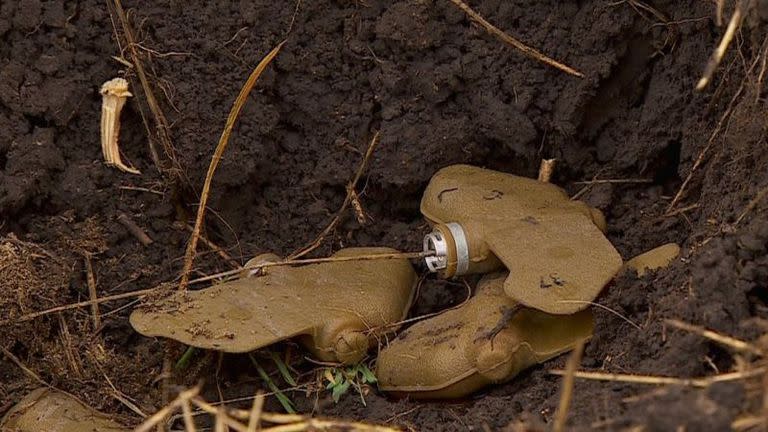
[324,363,378,405]
[175,346,197,371]
[249,353,296,413]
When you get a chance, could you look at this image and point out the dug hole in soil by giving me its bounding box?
[2,0,768,430]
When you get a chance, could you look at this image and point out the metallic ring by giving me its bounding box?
[423,230,448,272]
[445,222,469,275]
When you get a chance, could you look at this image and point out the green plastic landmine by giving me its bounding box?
[130,247,417,364]
[376,272,594,399]
[421,164,623,315]
[375,243,680,399]
[623,242,681,276]
[1,388,128,432]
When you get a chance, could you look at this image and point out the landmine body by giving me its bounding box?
[377,244,680,399]
[130,247,417,364]
[623,242,681,276]
[421,164,623,314]
[377,272,593,398]
[1,388,128,432]
[377,165,680,398]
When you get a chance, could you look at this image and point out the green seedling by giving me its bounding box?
[249,354,296,413]
[269,350,297,386]
[323,363,378,405]
[175,346,198,371]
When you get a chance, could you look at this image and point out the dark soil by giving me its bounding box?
[2,0,768,431]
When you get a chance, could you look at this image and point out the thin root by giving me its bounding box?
[447,0,584,78]
[696,2,744,91]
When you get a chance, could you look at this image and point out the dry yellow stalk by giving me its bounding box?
[100,77,140,174]
[537,158,556,182]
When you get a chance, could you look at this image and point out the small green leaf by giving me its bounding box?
[249,354,296,414]
[331,379,351,403]
[359,365,377,384]
[274,391,296,413]
[269,351,297,386]
[175,346,197,371]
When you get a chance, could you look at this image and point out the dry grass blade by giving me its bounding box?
[246,392,265,432]
[549,367,766,388]
[181,399,197,432]
[148,389,402,431]
[572,178,653,185]
[184,223,241,269]
[732,415,766,431]
[665,318,763,355]
[666,79,746,213]
[134,385,201,432]
[553,340,585,432]
[734,184,768,227]
[716,0,725,26]
[179,41,285,290]
[0,287,159,327]
[696,1,744,90]
[537,158,556,183]
[662,203,699,219]
[193,250,430,284]
[288,131,381,259]
[447,0,584,77]
[0,346,49,387]
[192,397,252,432]
[83,254,101,330]
[556,300,642,330]
[265,419,402,432]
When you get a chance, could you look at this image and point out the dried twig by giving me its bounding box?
[160,394,405,431]
[246,392,266,432]
[135,386,201,432]
[83,254,101,330]
[573,178,653,185]
[57,315,84,378]
[537,158,556,183]
[696,1,744,90]
[179,41,285,290]
[555,300,642,330]
[549,367,766,387]
[734,184,768,227]
[0,346,49,387]
[732,415,767,431]
[192,397,252,432]
[447,0,584,77]
[181,399,197,432]
[183,224,241,269]
[570,170,606,201]
[716,0,725,26]
[117,212,154,246]
[0,287,160,326]
[667,79,746,213]
[201,250,430,283]
[109,0,179,174]
[665,319,763,355]
[661,203,699,219]
[553,340,585,432]
[288,132,381,259]
[349,188,368,225]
